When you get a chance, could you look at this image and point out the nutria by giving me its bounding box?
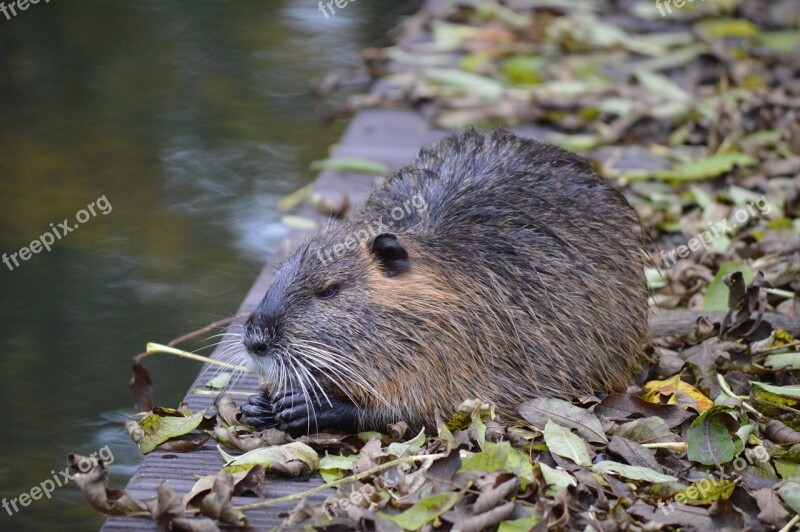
[240,129,650,435]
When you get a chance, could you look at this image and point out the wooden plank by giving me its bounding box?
[101,109,443,530]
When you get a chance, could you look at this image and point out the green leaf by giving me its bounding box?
[503,56,544,85]
[136,408,207,454]
[539,462,576,495]
[319,454,359,483]
[422,69,505,99]
[378,492,459,530]
[702,261,754,311]
[498,515,541,531]
[696,18,759,39]
[758,31,800,52]
[544,422,591,466]
[752,382,800,399]
[459,441,510,473]
[383,428,427,458]
[764,353,800,370]
[459,441,533,488]
[777,480,800,513]
[205,372,232,390]
[751,383,800,430]
[687,405,738,466]
[593,460,678,482]
[734,423,755,456]
[310,157,390,175]
[776,460,800,480]
[504,446,535,489]
[656,153,758,182]
[635,70,689,102]
[220,442,319,475]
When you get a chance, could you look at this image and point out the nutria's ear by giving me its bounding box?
[370,233,409,277]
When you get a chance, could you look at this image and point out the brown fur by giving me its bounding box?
[244,129,650,431]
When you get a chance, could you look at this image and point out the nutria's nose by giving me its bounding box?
[243,336,270,357]
[242,319,277,358]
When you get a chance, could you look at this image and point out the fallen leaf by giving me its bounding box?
[134,407,208,454]
[219,442,319,476]
[608,435,662,472]
[543,421,591,466]
[593,460,678,482]
[614,417,681,444]
[687,405,738,466]
[310,157,390,175]
[377,492,459,530]
[519,397,608,443]
[642,375,713,412]
[594,393,693,428]
[68,453,146,516]
[777,479,800,513]
[754,488,790,526]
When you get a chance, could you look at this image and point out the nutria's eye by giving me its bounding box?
[316,284,340,299]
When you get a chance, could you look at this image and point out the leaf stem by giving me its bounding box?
[641,442,687,452]
[146,343,251,372]
[765,288,795,300]
[778,514,800,532]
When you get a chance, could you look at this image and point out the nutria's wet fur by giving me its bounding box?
[241,129,649,435]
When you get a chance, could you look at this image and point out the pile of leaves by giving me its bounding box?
[81,275,800,530]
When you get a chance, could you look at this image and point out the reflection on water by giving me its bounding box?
[0,1,406,529]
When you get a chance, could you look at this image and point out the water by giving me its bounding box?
[0,1,408,529]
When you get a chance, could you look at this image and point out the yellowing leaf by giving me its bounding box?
[219,442,319,476]
[642,375,713,412]
[674,478,736,504]
[136,408,208,454]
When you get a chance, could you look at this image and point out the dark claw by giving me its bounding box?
[241,393,277,430]
[242,387,361,436]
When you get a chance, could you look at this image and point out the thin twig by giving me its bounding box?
[235,453,446,511]
[641,442,687,452]
[133,314,248,363]
[192,389,253,396]
[759,341,800,355]
[765,288,795,300]
[778,514,800,532]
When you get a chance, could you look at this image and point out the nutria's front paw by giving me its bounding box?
[241,393,276,430]
[270,388,360,436]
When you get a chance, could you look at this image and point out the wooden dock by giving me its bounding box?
[102,109,449,530]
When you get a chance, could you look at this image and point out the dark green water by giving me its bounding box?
[0,1,408,529]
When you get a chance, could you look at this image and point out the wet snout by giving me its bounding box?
[242,311,280,358]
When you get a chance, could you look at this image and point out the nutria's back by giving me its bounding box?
[241,129,649,435]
